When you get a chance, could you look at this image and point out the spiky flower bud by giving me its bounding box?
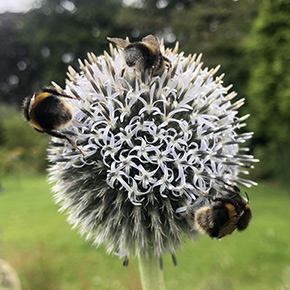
[48,39,257,261]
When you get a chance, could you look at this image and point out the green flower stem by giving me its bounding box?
[138,254,166,290]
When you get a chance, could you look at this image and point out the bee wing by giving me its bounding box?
[142,34,160,52]
[107,37,130,48]
[217,217,240,238]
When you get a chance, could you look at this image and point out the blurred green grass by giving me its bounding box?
[0,175,289,290]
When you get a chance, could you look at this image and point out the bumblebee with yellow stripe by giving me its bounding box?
[23,87,84,156]
[195,185,252,239]
[107,34,171,81]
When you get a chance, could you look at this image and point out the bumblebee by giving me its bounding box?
[107,34,171,81]
[23,87,84,156]
[194,185,252,239]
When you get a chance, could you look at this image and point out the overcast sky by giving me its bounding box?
[0,0,36,13]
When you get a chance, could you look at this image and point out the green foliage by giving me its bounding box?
[0,0,130,105]
[1,0,130,165]
[246,0,290,183]
[116,0,260,97]
[1,175,290,289]
[0,104,49,175]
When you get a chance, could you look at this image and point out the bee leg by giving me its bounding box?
[65,136,85,157]
[163,56,172,70]
[120,68,125,78]
[147,68,154,84]
[48,130,85,157]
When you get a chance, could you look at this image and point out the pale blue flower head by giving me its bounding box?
[48,39,258,259]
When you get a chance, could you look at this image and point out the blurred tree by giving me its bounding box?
[0,0,127,106]
[0,13,29,104]
[117,0,194,38]
[172,0,260,96]
[246,0,290,182]
[116,0,260,96]
[18,0,128,90]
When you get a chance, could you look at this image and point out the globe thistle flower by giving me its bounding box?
[47,38,258,271]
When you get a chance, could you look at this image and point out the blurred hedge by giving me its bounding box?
[246,0,290,184]
[0,103,49,175]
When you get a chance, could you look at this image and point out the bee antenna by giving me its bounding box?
[245,191,250,203]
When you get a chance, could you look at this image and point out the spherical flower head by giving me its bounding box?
[48,39,258,259]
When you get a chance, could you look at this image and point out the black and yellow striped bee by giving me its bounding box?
[195,185,252,239]
[23,87,84,156]
[107,34,171,81]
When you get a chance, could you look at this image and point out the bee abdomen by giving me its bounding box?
[34,96,72,131]
[195,204,229,238]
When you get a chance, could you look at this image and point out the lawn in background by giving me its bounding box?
[0,174,289,290]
